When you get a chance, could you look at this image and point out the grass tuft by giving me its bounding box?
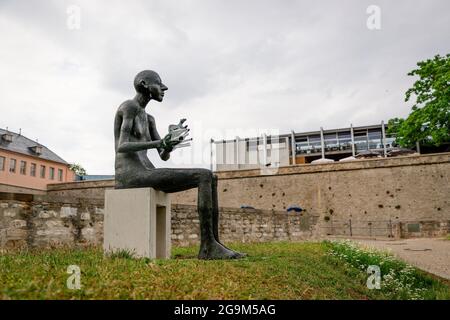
[107,249,137,260]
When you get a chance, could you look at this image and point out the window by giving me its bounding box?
[40,165,46,178]
[20,161,27,175]
[30,163,36,177]
[49,167,55,180]
[368,129,382,149]
[324,133,338,148]
[337,131,352,149]
[0,156,5,171]
[58,169,63,181]
[308,135,322,148]
[9,159,16,173]
[354,131,368,151]
[338,131,351,140]
[246,139,258,151]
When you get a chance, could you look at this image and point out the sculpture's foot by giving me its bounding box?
[198,241,246,260]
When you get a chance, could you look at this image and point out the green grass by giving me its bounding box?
[445,235,450,241]
[0,242,449,300]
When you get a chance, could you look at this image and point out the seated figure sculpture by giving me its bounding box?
[114,70,245,260]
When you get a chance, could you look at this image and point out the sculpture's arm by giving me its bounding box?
[148,114,171,161]
[117,113,161,153]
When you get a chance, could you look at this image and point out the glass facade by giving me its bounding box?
[294,126,394,156]
[337,131,352,150]
[324,133,338,150]
[368,129,382,149]
[353,131,368,152]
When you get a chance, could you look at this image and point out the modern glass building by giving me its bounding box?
[213,122,397,171]
[291,123,396,164]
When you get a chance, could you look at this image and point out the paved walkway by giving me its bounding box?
[353,238,450,280]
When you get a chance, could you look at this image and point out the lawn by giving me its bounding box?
[1,241,449,300]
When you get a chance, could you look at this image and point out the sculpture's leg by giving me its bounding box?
[212,174,220,243]
[197,175,216,247]
[211,174,237,251]
[197,171,244,260]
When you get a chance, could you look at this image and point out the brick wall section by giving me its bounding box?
[0,198,318,250]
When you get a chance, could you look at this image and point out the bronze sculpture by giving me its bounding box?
[114,70,245,260]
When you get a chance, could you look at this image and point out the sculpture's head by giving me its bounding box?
[134,70,168,102]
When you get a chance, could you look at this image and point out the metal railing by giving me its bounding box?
[320,218,395,238]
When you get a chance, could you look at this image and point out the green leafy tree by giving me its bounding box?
[390,54,450,147]
[386,117,404,139]
[69,163,87,176]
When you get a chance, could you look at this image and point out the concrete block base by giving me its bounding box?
[104,188,171,259]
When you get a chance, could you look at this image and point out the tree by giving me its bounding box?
[69,163,87,176]
[389,54,450,148]
[386,117,404,141]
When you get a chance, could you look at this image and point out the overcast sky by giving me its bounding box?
[0,0,449,174]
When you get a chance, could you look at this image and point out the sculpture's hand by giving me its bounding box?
[162,119,192,152]
[160,133,178,152]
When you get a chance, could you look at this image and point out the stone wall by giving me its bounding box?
[46,153,450,238]
[0,196,318,250]
[0,183,46,195]
[319,217,450,239]
[0,197,104,249]
[398,220,450,239]
[172,153,450,227]
[172,204,317,246]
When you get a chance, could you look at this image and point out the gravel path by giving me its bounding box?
[353,238,450,280]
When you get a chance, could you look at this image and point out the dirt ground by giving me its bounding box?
[353,238,450,280]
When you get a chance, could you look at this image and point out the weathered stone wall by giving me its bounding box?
[46,180,114,200]
[0,197,318,249]
[172,204,317,246]
[398,220,450,239]
[172,153,450,228]
[0,183,46,195]
[0,198,104,249]
[319,217,449,239]
[46,153,450,238]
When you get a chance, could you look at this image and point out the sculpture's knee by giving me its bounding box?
[198,168,213,184]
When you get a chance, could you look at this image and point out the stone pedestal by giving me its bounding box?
[103,188,171,259]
